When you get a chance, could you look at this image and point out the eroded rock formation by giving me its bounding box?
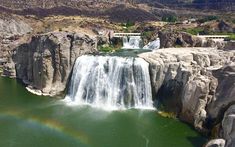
[139,47,235,146]
[3,32,97,96]
[159,31,203,48]
[221,105,235,147]
[158,31,226,49]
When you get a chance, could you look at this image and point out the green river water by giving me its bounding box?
[0,77,207,147]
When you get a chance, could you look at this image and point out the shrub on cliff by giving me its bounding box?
[162,15,178,22]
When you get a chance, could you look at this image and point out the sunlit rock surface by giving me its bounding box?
[139,48,235,134]
[7,31,97,96]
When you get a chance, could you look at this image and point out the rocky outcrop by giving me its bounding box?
[159,31,203,48]
[3,31,97,96]
[207,64,235,120]
[218,20,234,33]
[158,31,226,49]
[0,17,32,38]
[0,15,32,60]
[221,105,235,147]
[139,48,235,131]
[224,41,235,51]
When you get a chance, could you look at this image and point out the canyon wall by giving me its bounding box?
[158,31,226,49]
[3,32,97,96]
[139,47,235,146]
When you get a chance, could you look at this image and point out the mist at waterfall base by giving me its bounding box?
[122,36,160,50]
[64,55,153,110]
[0,77,207,147]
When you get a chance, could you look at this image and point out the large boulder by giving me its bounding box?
[4,31,97,96]
[139,48,235,131]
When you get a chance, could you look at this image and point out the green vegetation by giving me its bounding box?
[121,20,135,33]
[184,27,235,36]
[98,43,122,53]
[228,34,235,40]
[142,31,152,37]
[142,31,155,40]
[125,20,135,28]
[185,28,204,35]
[162,15,178,22]
[232,19,235,24]
[198,16,218,23]
[175,44,182,48]
[98,45,114,52]
[158,111,176,119]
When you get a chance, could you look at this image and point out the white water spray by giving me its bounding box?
[64,55,153,110]
[122,36,143,49]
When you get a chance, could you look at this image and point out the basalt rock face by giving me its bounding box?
[8,32,97,96]
[207,64,235,120]
[159,31,203,48]
[0,17,32,38]
[139,48,235,132]
[0,15,32,59]
[221,105,235,147]
[158,31,226,49]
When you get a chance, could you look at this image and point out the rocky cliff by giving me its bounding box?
[0,14,32,59]
[158,31,226,49]
[139,47,235,146]
[3,32,97,96]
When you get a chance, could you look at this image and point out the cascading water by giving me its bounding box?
[122,36,143,49]
[143,38,160,50]
[64,55,153,110]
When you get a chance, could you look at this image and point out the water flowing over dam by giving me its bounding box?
[122,36,143,49]
[64,55,153,110]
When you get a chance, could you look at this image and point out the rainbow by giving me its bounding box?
[0,109,90,146]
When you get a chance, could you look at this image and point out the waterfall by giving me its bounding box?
[122,36,143,49]
[64,55,153,110]
[143,38,160,50]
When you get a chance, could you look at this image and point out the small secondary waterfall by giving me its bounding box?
[122,36,143,49]
[64,55,153,110]
[143,38,160,50]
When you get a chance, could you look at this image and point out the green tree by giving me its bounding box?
[162,15,178,22]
